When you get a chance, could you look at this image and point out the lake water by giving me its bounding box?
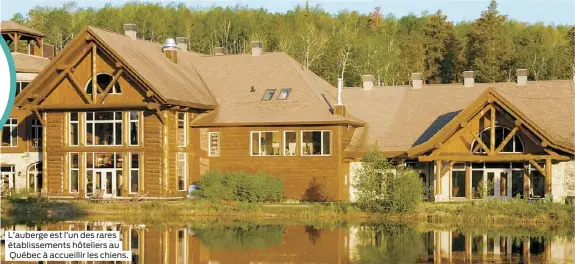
[1,220,574,263]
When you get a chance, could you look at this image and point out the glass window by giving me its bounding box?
[208,132,219,157]
[472,127,524,153]
[511,171,524,198]
[177,152,187,191]
[129,112,139,146]
[15,81,29,97]
[283,131,297,156]
[177,113,187,147]
[301,131,331,156]
[86,73,121,95]
[31,119,42,148]
[2,118,17,147]
[70,153,79,192]
[471,170,484,199]
[451,170,466,198]
[69,113,79,146]
[262,89,276,101]
[251,131,280,156]
[130,153,139,193]
[278,88,292,100]
[85,111,123,146]
[531,170,545,198]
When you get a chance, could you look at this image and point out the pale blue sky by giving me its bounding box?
[1,0,574,25]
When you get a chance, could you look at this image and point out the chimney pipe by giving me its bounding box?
[337,78,343,105]
[162,38,178,63]
[463,71,474,88]
[123,24,137,40]
[251,41,263,56]
[411,73,423,89]
[362,75,374,91]
[175,37,189,51]
[516,69,528,86]
[214,47,226,56]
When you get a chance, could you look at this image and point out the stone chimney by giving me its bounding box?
[215,47,226,56]
[516,69,528,86]
[362,75,374,91]
[463,71,475,88]
[411,73,423,89]
[123,24,137,40]
[251,41,263,56]
[175,37,188,51]
[162,38,178,63]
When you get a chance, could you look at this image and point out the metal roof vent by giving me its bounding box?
[163,38,177,50]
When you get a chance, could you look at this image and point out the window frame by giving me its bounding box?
[278,88,292,100]
[283,130,297,156]
[300,130,331,156]
[250,131,281,156]
[68,113,79,146]
[472,126,524,154]
[177,112,187,147]
[208,132,220,157]
[450,163,466,199]
[85,72,122,95]
[69,153,79,193]
[261,89,277,101]
[2,118,18,147]
[31,118,42,149]
[128,111,140,146]
[129,153,140,194]
[84,111,123,146]
[177,152,187,191]
[15,81,29,97]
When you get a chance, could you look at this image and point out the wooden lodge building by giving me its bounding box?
[2,21,574,202]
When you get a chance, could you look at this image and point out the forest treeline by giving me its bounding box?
[10,0,575,86]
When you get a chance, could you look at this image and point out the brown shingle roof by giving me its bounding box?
[190,52,363,126]
[87,27,217,108]
[1,21,45,37]
[11,52,50,73]
[343,81,574,154]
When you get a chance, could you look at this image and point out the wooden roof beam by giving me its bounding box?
[65,69,93,104]
[419,154,569,162]
[98,68,124,103]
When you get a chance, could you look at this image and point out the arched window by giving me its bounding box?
[86,73,121,95]
[471,126,524,153]
[27,162,43,193]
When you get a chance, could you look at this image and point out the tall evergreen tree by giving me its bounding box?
[422,10,456,84]
[466,0,510,82]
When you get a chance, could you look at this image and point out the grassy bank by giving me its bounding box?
[2,198,574,229]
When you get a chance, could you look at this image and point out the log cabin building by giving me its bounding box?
[5,22,575,202]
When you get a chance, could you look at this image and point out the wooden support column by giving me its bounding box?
[435,160,442,198]
[92,43,97,103]
[490,105,496,155]
[524,164,530,200]
[545,158,552,198]
[465,163,471,199]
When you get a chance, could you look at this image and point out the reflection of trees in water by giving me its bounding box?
[305,225,321,245]
[352,223,429,264]
[193,224,284,249]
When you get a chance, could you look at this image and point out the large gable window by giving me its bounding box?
[86,73,121,95]
[472,126,524,153]
[301,131,330,156]
[85,112,123,146]
[251,131,280,156]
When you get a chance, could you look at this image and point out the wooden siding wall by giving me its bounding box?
[192,125,348,201]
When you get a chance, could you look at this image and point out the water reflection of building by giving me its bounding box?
[433,230,575,264]
[1,222,353,264]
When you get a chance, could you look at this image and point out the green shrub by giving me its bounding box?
[352,145,424,213]
[197,170,282,202]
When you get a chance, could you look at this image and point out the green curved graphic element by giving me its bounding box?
[0,37,16,127]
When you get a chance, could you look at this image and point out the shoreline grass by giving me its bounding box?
[2,198,574,230]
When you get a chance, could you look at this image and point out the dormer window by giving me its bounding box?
[262,89,276,101]
[86,73,121,95]
[278,88,292,100]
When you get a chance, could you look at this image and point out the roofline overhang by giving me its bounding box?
[191,119,366,128]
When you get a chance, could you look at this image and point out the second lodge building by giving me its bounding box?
[4,22,575,202]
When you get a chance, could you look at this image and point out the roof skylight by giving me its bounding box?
[278,88,292,100]
[262,89,276,101]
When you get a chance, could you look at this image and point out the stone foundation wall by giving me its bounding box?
[552,160,575,202]
[0,152,42,191]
